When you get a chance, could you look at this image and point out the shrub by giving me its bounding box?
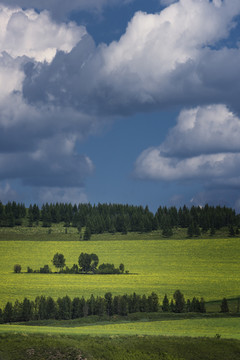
[13,264,21,273]
[98,263,120,274]
[40,265,51,274]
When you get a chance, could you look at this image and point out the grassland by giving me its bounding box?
[1,232,240,359]
[0,222,236,241]
[0,333,240,360]
[0,317,240,339]
[0,238,239,308]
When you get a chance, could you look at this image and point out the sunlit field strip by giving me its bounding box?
[0,318,239,339]
[0,239,239,307]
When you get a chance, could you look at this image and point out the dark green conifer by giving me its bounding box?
[162,294,169,312]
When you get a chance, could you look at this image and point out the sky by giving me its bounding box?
[1,0,240,212]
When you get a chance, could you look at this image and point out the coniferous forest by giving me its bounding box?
[0,201,240,237]
[0,290,213,324]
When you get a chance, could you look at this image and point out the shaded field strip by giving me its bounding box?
[9,312,240,328]
[0,317,239,339]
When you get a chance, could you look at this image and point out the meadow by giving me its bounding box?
[0,238,239,308]
[1,236,240,359]
[0,317,240,339]
[0,223,234,241]
[1,333,240,360]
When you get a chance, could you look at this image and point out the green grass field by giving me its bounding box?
[1,333,240,360]
[1,235,240,359]
[0,223,235,241]
[0,238,239,308]
[0,317,239,339]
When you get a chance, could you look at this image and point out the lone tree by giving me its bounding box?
[52,253,66,272]
[13,264,21,273]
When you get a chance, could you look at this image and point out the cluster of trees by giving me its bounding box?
[156,204,240,237]
[17,252,127,275]
[1,201,240,237]
[162,292,233,314]
[0,290,232,324]
[162,291,206,313]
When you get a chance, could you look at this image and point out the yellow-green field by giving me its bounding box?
[0,318,239,339]
[0,238,239,308]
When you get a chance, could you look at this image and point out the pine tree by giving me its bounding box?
[200,298,206,313]
[194,224,201,236]
[173,290,185,313]
[36,296,47,320]
[72,297,81,319]
[210,226,215,236]
[148,292,159,312]
[162,294,169,312]
[57,296,72,320]
[105,292,113,316]
[187,222,194,237]
[162,225,173,237]
[22,298,33,321]
[117,295,128,316]
[140,295,148,313]
[186,299,191,312]
[88,295,96,315]
[170,299,175,312]
[83,227,91,240]
[13,300,23,322]
[46,297,57,319]
[220,298,229,313]
[228,225,235,237]
[3,302,13,323]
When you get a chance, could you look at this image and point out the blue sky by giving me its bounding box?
[1,0,240,211]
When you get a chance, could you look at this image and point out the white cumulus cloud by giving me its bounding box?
[0,4,85,62]
[134,105,240,185]
[101,0,240,85]
[161,105,240,157]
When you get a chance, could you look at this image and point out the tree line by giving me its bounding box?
[14,252,127,275]
[0,290,232,324]
[0,292,159,323]
[1,201,240,237]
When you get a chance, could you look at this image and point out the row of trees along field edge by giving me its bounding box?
[0,201,240,237]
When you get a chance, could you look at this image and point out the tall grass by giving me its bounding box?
[1,328,240,360]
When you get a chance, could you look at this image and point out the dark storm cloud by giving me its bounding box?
[0,138,94,187]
